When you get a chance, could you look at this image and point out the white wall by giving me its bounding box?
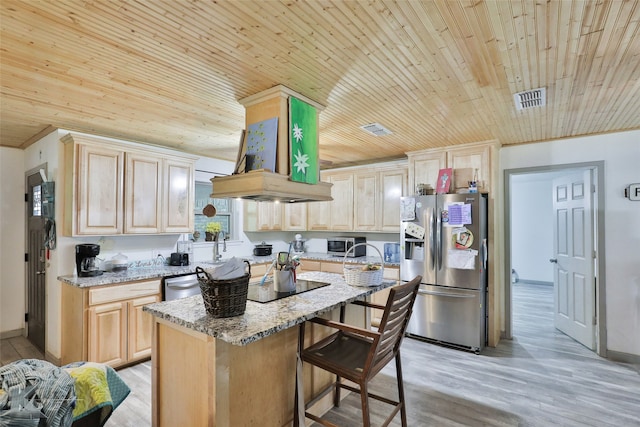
[0,147,26,337]
[510,175,554,283]
[501,129,640,357]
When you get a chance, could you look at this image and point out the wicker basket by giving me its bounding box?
[343,243,384,287]
[195,263,251,318]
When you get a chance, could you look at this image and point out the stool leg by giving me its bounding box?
[360,381,371,427]
[334,374,341,406]
[396,351,407,427]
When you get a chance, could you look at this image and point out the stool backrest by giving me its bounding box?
[368,276,421,378]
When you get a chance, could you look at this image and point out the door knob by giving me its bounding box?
[549,258,558,263]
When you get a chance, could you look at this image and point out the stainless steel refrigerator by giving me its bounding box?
[400,193,488,353]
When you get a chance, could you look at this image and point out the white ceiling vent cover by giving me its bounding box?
[513,87,546,110]
[360,122,392,136]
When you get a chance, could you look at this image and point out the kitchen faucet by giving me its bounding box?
[213,231,227,262]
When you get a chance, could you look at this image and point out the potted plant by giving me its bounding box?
[205,222,222,241]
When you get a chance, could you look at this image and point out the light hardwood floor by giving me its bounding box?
[2,282,639,426]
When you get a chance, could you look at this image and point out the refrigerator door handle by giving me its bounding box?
[429,209,436,270]
[436,207,442,269]
[418,289,476,298]
[482,238,488,269]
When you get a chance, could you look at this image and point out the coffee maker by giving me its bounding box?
[76,244,103,277]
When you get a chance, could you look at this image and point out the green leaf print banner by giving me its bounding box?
[289,97,318,184]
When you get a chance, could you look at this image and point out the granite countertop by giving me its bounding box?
[58,252,399,288]
[143,271,396,346]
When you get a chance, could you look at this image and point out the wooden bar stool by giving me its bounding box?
[295,275,421,427]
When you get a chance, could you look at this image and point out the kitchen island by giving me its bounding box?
[143,271,396,427]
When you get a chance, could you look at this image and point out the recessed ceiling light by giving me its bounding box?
[360,122,392,136]
[513,87,546,110]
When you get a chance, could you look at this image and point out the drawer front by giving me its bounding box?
[89,279,161,306]
[383,267,399,280]
[320,261,343,274]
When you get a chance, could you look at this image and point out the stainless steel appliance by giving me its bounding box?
[164,273,200,301]
[327,237,366,257]
[400,193,488,353]
[75,243,103,277]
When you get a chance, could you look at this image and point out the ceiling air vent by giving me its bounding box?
[513,87,546,110]
[360,122,392,136]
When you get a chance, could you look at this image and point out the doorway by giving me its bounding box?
[503,161,607,357]
[25,167,47,352]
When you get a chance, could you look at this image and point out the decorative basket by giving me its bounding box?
[195,263,251,318]
[343,243,384,287]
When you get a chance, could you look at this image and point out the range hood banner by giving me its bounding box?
[289,97,318,184]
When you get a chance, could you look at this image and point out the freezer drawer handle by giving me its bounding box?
[418,289,476,298]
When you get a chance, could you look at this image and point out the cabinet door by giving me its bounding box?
[163,158,194,233]
[283,203,307,231]
[354,172,378,231]
[128,295,160,362]
[88,301,127,367]
[125,152,162,234]
[329,173,354,231]
[446,144,490,193]
[258,203,283,231]
[408,151,446,196]
[307,199,331,230]
[307,172,332,231]
[244,202,283,231]
[76,144,124,235]
[320,261,343,274]
[379,168,407,232]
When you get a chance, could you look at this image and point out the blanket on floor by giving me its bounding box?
[62,362,130,425]
[0,359,130,427]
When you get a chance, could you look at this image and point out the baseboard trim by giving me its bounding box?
[0,329,24,340]
[45,351,62,366]
[606,349,640,365]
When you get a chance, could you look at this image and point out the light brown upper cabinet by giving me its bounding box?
[244,200,307,232]
[62,133,196,236]
[243,200,283,232]
[307,172,354,231]
[283,203,307,231]
[378,167,408,232]
[407,141,497,195]
[69,143,124,235]
[125,152,162,234]
[162,158,195,233]
[308,161,407,233]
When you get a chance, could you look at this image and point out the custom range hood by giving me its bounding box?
[211,170,332,202]
[211,85,333,203]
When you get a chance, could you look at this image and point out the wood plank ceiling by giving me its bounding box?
[1,0,639,167]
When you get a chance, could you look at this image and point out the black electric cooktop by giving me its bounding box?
[246,279,330,303]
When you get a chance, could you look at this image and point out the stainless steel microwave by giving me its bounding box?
[327,237,366,257]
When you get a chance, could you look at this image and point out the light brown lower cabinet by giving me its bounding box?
[62,279,161,368]
[370,267,400,327]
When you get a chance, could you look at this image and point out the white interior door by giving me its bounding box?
[551,170,596,350]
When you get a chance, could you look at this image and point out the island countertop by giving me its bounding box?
[143,271,396,346]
